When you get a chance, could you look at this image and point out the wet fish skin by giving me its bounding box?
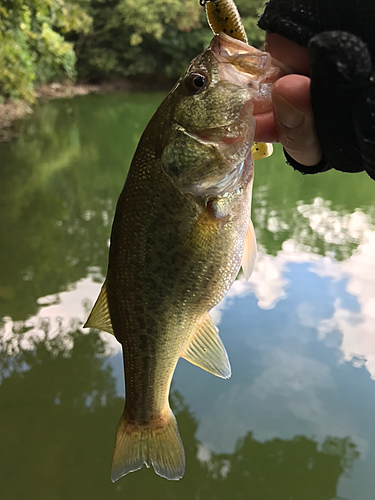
[84,33,284,482]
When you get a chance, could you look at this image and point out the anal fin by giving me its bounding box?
[181,313,231,379]
[241,218,257,281]
[83,280,114,335]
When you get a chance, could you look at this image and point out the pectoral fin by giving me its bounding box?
[181,313,231,379]
[83,280,114,335]
[252,142,273,160]
[241,218,257,280]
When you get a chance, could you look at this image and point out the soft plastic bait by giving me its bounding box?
[200,0,248,44]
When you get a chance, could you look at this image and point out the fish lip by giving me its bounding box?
[187,124,245,146]
[210,32,291,74]
[178,121,247,148]
[210,32,258,59]
[209,32,290,100]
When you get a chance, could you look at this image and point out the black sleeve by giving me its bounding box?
[258,0,375,180]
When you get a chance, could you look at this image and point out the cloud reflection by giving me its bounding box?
[212,201,375,381]
[316,219,375,379]
[1,277,120,361]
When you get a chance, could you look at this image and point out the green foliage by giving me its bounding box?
[0,30,35,102]
[237,0,267,47]
[75,0,210,82]
[0,0,266,100]
[0,0,92,101]
[117,0,200,42]
[76,0,265,82]
[35,23,77,82]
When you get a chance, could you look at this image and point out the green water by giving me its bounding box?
[1,93,375,500]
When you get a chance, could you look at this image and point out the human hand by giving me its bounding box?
[254,33,323,167]
[255,0,375,180]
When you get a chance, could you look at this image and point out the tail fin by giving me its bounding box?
[111,408,185,482]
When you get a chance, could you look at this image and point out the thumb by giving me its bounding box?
[272,75,322,167]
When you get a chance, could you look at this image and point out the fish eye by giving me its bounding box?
[185,72,209,94]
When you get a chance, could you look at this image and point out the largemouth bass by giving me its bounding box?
[84,33,285,481]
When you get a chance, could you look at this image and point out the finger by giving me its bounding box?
[254,110,278,143]
[272,75,323,166]
[265,33,310,75]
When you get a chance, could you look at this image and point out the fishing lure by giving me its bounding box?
[251,142,273,160]
[201,0,273,160]
[200,0,248,44]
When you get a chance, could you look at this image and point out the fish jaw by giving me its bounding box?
[161,34,287,199]
[169,33,288,139]
[211,32,289,114]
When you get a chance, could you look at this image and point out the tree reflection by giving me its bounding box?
[253,150,375,260]
[0,327,359,500]
[203,433,358,500]
[0,94,163,321]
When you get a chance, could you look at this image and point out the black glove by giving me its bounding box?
[258,0,375,180]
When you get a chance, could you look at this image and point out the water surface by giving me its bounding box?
[1,93,375,500]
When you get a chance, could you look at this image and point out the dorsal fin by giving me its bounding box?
[83,280,114,335]
[241,218,257,280]
[181,313,231,379]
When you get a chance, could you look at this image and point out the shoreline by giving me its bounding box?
[0,100,33,142]
[0,79,174,142]
[0,82,104,142]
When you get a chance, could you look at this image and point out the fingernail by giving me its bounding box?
[273,94,305,129]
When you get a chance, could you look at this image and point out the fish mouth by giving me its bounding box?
[210,32,289,114]
[210,32,289,80]
[186,125,243,148]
